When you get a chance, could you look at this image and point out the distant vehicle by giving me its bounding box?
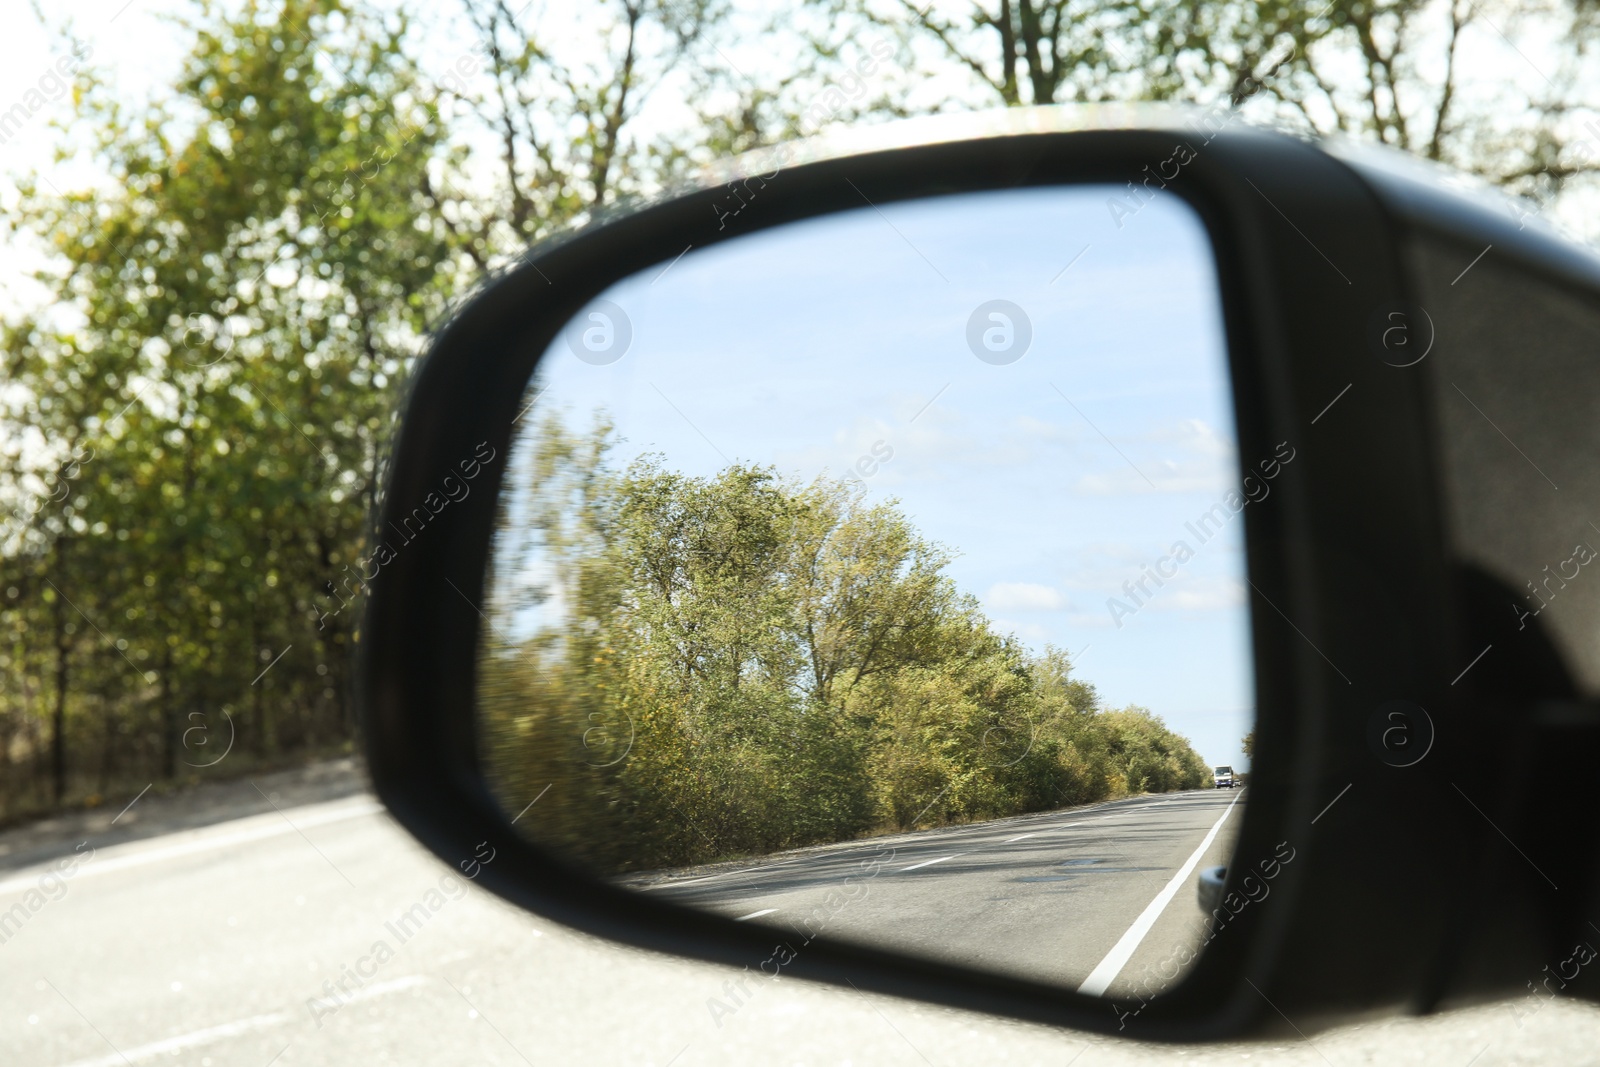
[1214,766,1235,789]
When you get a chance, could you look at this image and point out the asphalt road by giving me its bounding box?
[6,763,1600,1066]
[636,789,1243,996]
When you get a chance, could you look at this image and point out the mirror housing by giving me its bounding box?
[359,106,1600,1039]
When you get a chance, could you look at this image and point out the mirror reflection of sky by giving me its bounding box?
[501,186,1254,769]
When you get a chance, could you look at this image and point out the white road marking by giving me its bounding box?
[0,796,385,897]
[59,1010,291,1067]
[330,973,430,1006]
[1006,833,1036,843]
[637,852,818,891]
[57,974,428,1067]
[734,908,777,921]
[901,855,956,872]
[641,792,1208,891]
[1077,791,1243,997]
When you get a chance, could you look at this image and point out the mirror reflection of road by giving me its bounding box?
[631,789,1244,995]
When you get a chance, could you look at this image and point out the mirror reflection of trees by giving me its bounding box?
[480,415,1212,874]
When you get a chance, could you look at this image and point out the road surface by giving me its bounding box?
[634,789,1242,995]
[3,762,1598,1066]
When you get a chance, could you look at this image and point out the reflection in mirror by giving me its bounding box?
[477,186,1257,998]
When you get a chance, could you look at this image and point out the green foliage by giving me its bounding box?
[15,0,1551,824]
[770,1,1600,234]
[0,0,465,814]
[479,418,1211,873]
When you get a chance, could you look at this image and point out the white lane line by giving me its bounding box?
[59,975,428,1067]
[641,792,1205,891]
[0,797,385,897]
[59,1010,291,1067]
[734,908,777,921]
[637,852,818,891]
[1006,833,1036,843]
[901,855,957,872]
[1077,791,1243,998]
[329,973,429,1006]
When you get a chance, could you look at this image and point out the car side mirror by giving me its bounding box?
[359,108,1600,1039]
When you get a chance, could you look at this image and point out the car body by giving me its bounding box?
[1213,766,1235,788]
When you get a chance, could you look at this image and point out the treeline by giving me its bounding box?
[0,0,743,821]
[0,2,461,817]
[479,418,1210,873]
[6,0,1588,823]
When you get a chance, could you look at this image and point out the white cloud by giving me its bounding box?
[1150,576,1245,613]
[985,582,1066,611]
[1172,417,1233,460]
[991,618,1051,642]
[1070,416,1238,497]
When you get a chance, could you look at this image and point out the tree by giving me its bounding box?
[803,0,1600,238]
[1,0,463,814]
[478,417,1212,873]
[423,0,732,268]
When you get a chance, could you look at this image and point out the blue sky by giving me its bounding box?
[500,185,1255,769]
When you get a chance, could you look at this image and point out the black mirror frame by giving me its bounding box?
[359,108,1486,1040]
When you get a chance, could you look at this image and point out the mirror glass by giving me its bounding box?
[476,185,1258,999]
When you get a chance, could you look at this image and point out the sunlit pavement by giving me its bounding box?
[642,789,1242,996]
[3,764,1598,1066]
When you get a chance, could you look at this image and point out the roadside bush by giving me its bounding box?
[479,417,1212,873]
